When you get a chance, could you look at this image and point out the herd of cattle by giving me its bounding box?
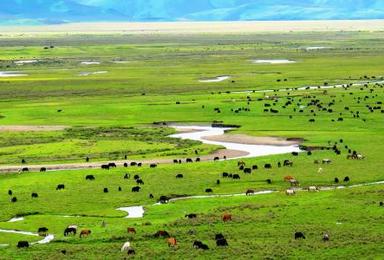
[15,211,336,255]
[9,145,382,253]
[228,82,384,123]
[7,84,383,254]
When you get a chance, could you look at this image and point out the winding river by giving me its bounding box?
[0,125,382,245]
[170,125,302,159]
[0,124,303,173]
[117,179,384,219]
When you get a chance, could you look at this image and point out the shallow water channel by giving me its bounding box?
[170,125,302,159]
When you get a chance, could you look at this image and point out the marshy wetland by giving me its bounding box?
[0,31,383,259]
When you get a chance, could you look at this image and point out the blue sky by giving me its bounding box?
[0,0,383,25]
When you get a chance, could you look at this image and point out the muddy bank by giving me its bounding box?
[0,125,67,132]
[203,134,301,146]
[0,125,300,173]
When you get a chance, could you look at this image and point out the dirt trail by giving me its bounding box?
[0,125,67,132]
[0,149,247,173]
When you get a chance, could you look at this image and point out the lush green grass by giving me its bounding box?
[0,127,217,164]
[0,85,382,165]
[1,32,384,98]
[0,183,383,259]
[0,31,383,259]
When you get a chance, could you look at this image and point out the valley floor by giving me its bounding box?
[0,30,383,259]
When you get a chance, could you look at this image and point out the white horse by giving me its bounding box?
[286,189,296,196]
[121,241,131,252]
[308,186,319,192]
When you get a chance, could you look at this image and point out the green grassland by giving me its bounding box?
[0,31,383,259]
[0,127,217,165]
[1,32,384,98]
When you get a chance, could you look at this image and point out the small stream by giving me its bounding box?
[0,228,54,246]
[116,180,384,219]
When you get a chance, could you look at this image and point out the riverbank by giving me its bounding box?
[0,125,301,173]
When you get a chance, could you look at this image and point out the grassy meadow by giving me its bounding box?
[0,31,383,259]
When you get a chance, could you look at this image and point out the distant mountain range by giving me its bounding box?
[1,0,383,25]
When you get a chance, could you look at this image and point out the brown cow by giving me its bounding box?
[222,213,232,222]
[79,229,91,238]
[167,237,177,247]
[284,176,295,182]
[127,227,136,234]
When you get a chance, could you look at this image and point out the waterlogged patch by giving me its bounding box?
[117,206,145,218]
[0,71,28,77]
[199,76,231,83]
[7,217,24,223]
[302,46,331,51]
[252,59,296,64]
[34,234,54,245]
[14,60,39,65]
[79,71,108,76]
[80,61,101,65]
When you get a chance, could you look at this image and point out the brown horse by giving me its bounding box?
[127,227,136,234]
[79,229,91,238]
[167,237,177,247]
[222,213,232,222]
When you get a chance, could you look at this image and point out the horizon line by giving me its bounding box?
[1,19,384,34]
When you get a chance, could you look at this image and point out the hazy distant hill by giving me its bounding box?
[1,0,383,25]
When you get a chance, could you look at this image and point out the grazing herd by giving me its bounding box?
[14,207,335,254]
[255,83,382,126]
[118,214,233,254]
[8,116,379,255]
[8,145,367,209]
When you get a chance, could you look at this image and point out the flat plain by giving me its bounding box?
[0,28,383,259]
